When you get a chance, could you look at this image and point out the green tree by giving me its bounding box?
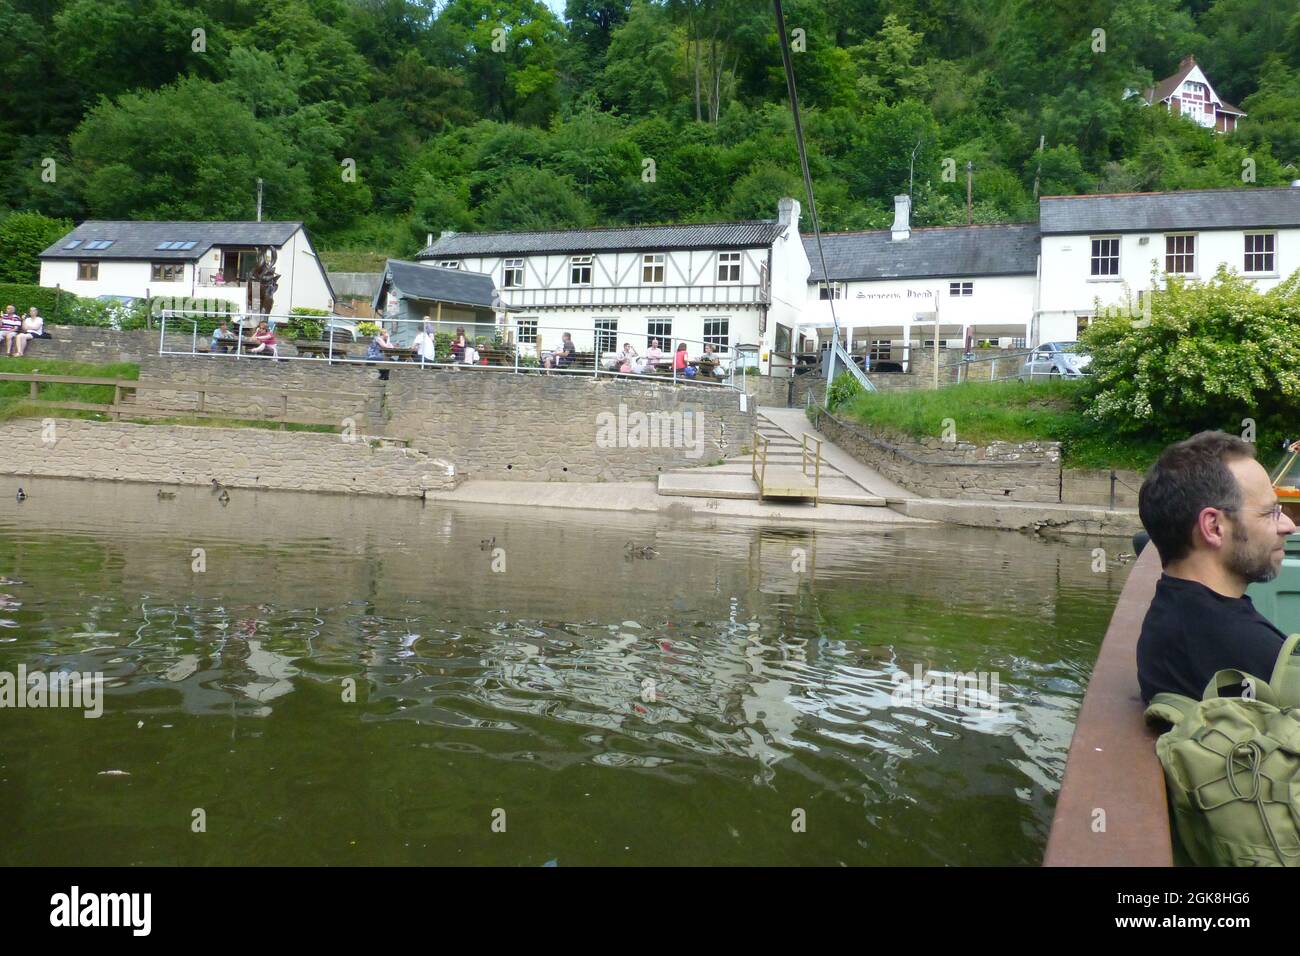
[0,211,73,283]
[478,167,594,229]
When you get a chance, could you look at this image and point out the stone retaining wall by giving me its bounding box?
[809,407,1062,503]
[383,368,754,481]
[0,419,457,498]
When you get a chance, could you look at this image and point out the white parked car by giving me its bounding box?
[1018,342,1092,380]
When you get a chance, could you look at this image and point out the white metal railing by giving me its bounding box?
[158,311,742,389]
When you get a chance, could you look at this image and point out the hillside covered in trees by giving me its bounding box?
[2,0,1298,270]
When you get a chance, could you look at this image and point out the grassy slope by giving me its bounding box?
[839,380,1167,472]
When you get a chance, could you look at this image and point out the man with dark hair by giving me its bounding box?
[1136,430,1296,702]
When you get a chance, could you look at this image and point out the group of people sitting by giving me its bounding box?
[210,319,277,357]
[372,324,478,363]
[1,305,49,357]
[538,335,727,377]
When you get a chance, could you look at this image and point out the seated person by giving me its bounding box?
[1136,431,1297,703]
[673,341,688,372]
[543,332,576,369]
[618,342,639,373]
[644,337,664,369]
[247,320,278,357]
[0,305,20,355]
[211,320,237,353]
[13,308,47,356]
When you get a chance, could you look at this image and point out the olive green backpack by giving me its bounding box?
[1145,633,1300,866]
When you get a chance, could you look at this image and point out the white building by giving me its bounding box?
[801,194,1039,367]
[38,221,335,313]
[1139,55,1245,133]
[1037,185,1300,343]
[416,199,810,375]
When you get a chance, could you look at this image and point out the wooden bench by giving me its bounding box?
[294,340,349,360]
[378,345,418,362]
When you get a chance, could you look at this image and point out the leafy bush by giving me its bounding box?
[357,321,382,338]
[435,331,452,360]
[826,370,864,411]
[0,283,69,320]
[1081,268,1300,443]
[0,212,72,283]
[285,309,328,340]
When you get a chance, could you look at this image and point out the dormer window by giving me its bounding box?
[436,260,459,270]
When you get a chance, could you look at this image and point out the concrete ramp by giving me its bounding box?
[657,410,888,508]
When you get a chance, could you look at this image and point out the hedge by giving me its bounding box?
[0,283,74,321]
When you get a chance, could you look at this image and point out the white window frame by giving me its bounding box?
[703,317,730,353]
[571,255,593,286]
[642,253,665,285]
[948,281,973,297]
[436,260,460,270]
[1244,232,1276,275]
[502,258,523,288]
[716,252,741,283]
[818,282,843,300]
[1090,236,1120,277]
[595,317,618,353]
[647,317,672,350]
[1164,233,1196,275]
[516,317,538,344]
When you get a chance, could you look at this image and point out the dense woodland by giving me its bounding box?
[2,0,1298,271]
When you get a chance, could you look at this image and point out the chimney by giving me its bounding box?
[440,230,457,239]
[777,197,801,228]
[426,233,433,247]
[1180,54,1196,70]
[891,194,911,241]
[1292,180,1300,188]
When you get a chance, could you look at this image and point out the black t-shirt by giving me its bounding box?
[1136,574,1286,703]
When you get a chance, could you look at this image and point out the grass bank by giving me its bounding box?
[837,380,1167,471]
[0,358,140,421]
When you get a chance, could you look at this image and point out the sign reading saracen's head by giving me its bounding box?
[245,246,280,317]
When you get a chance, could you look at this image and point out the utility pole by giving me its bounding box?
[909,137,922,201]
[965,161,973,225]
[1032,134,1046,200]
[256,178,263,222]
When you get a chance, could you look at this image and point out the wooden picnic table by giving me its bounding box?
[294,339,350,359]
[378,344,418,362]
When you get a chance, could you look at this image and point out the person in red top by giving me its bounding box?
[673,341,688,371]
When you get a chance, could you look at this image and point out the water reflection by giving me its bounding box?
[0,478,1130,865]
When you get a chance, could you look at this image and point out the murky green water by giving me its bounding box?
[0,479,1129,865]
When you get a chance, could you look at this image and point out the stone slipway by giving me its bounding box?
[425,479,930,525]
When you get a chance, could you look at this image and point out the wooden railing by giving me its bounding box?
[0,373,367,430]
[751,431,770,499]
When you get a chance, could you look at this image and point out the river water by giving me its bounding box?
[0,478,1129,865]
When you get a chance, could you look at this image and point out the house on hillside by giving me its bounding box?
[416,199,810,376]
[38,221,335,313]
[801,194,1040,369]
[1138,55,1245,133]
[1037,184,1300,343]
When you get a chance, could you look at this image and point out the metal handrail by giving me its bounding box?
[159,310,745,390]
[801,432,822,506]
[751,432,770,501]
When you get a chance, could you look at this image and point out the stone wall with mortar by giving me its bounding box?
[0,419,457,498]
[809,407,1062,503]
[383,368,755,481]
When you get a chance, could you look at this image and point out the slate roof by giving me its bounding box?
[1039,187,1300,234]
[379,259,503,311]
[804,223,1040,283]
[419,221,787,259]
[40,221,304,260]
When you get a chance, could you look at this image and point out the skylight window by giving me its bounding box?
[180,241,197,250]
[64,239,82,249]
[84,239,114,250]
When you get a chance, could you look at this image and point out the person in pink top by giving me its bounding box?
[248,320,278,357]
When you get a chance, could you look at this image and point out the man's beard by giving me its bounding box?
[1227,523,1280,584]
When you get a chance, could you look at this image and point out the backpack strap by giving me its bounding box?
[1203,668,1278,705]
[1269,634,1300,709]
[1145,692,1199,728]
